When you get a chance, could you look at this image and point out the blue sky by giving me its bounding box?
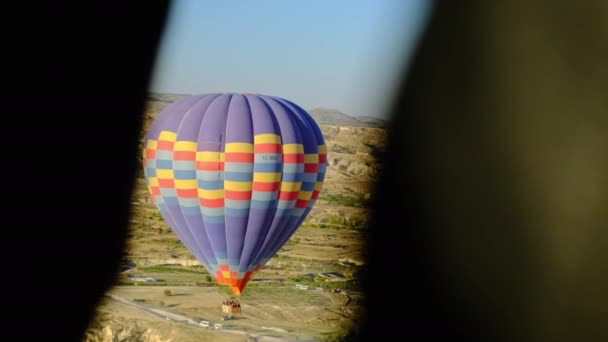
[149,0,431,118]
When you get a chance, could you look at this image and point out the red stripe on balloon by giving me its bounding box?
[304,163,319,173]
[199,198,224,208]
[254,144,282,153]
[173,151,195,161]
[253,182,280,192]
[158,179,174,188]
[283,154,304,163]
[157,140,174,151]
[295,199,309,208]
[176,188,197,198]
[225,190,252,200]
[279,191,299,200]
[196,161,222,171]
[225,152,254,163]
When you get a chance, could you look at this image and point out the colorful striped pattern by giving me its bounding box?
[143,93,327,296]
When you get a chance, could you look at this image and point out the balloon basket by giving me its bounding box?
[222,297,241,316]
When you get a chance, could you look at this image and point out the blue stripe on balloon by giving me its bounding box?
[196,171,224,181]
[202,207,225,216]
[224,163,254,172]
[181,206,201,216]
[280,172,302,182]
[282,163,304,173]
[274,208,290,216]
[277,200,296,209]
[300,182,315,191]
[177,197,198,207]
[172,160,195,169]
[197,179,224,189]
[253,163,282,172]
[254,154,281,163]
[229,260,240,270]
[164,197,179,206]
[156,159,172,169]
[301,173,318,182]
[159,187,176,197]
[224,171,254,181]
[156,150,172,160]
[252,192,277,201]
[225,199,251,209]
[145,160,156,169]
[174,169,196,179]
[225,207,249,217]
[204,215,225,224]
[251,199,276,209]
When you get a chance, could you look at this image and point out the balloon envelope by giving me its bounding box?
[142,93,327,295]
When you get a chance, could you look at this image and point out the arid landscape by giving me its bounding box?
[85,94,386,342]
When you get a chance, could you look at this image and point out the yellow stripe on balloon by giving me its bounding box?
[253,172,281,182]
[156,169,174,179]
[254,134,281,144]
[280,182,301,192]
[146,140,158,150]
[282,144,304,154]
[174,141,197,151]
[225,142,254,153]
[304,154,318,163]
[148,177,159,187]
[198,189,224,199]
[224,181,253,191]
[297,191,313,200]
[197,151,222,162]
[174,179,197,189]
[159,131,177,142]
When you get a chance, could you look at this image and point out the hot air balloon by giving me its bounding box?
[142,93,327,297]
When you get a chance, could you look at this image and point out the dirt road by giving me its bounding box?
[106,293,318,341]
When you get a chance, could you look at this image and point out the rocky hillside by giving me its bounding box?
[308,108,385,127]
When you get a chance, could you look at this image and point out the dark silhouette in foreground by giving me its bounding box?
[357,1,608,341]
[4,2,169,340]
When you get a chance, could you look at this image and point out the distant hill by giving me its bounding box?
[308,108,385,127]
[146,92,191,103]
[352,116,386,128]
